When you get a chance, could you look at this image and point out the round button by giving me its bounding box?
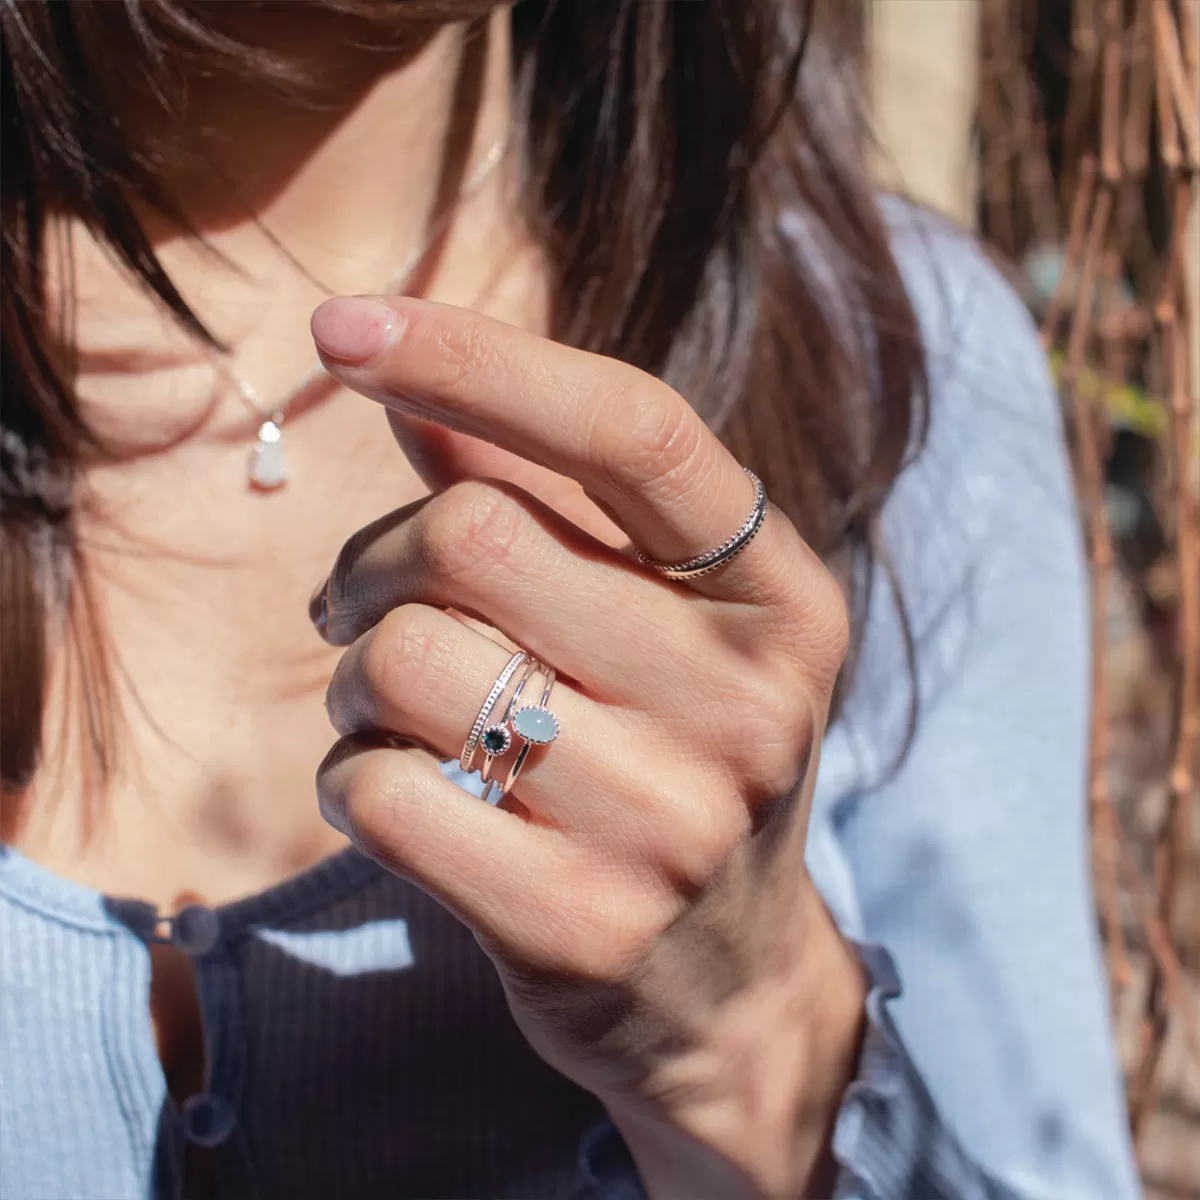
[170,904,220,956]
[181,1092,236,1148]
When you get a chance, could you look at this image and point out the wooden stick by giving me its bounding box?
[1100,0,1124,186]
[1058,164,1131,994]
[1152,0,1183,171]
[1122,0,1156,178]
[1152,0,1200,168]
[1127,3,1200,1135]
[1118,836,1200,1074]
[1042,157,1097,352]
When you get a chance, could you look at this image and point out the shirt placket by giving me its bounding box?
[153,904,259,1200]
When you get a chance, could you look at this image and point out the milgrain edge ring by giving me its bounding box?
[481,667,559,806]
[460,650,528,773]
[479,656,544,783]
[635,467,767,580]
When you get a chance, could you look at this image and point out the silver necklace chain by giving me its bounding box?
[208,137,508,490]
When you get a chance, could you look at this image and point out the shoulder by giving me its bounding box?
[884,197,1048,389]
[884,198,1072,553]
[838,199,1087,771]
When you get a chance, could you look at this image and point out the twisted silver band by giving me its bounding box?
[635,468,767,579]
[460,651,528,773]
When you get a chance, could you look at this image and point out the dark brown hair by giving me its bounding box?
[0,0,925,796]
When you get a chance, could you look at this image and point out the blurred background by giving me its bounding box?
[869,1,1198,1194]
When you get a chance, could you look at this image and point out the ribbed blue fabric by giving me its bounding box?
[0,867,161,1198]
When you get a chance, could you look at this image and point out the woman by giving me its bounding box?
[0,3,1138,1198]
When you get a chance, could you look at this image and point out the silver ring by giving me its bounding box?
[635,468,767,579]
[460,651,528,773]
[482,666,559,805]
[480,657,542,783]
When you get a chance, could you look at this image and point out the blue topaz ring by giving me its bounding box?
[636,467,767,580]
[481,666,559,805]
[480,656,543,783]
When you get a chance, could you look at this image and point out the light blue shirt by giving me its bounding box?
[0,213,1139,1199]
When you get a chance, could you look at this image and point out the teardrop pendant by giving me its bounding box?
[248,418,288,490]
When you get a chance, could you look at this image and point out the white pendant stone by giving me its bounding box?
[512,706,559,745]
[249,420,288,490]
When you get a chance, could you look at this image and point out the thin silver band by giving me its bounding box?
[460,651,527,773]
[480,657,543,783]
[482,667,558,805]
[636,468,767,579]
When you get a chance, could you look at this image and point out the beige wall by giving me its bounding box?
[871,0,981,225]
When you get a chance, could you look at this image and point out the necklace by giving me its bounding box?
[209,137,508,491]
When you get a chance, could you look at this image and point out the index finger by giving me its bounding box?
[311,295,802,601]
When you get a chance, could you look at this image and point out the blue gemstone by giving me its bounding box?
[512,707,559,745]
[482,727,510,754]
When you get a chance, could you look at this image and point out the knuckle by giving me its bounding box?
[724,674,819,801]
[591,380,702,499]
[364,606,456,710]
[662,799,750,895]
[324,524,378,632]
[330,758,409,867]
[420,481,529,584]
[500,850,677,982]
[316,744,383,839]
[805,566,851,674]
[557,889,673,982]
[744,732,815,804]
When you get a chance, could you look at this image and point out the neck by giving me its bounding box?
[142,8,510,291]
[16,10,546,905]
[65,9,521,454]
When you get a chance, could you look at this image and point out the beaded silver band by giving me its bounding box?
[480,657,543,783]
[460,651,528,773]
[482,667,559,805]
[635,468,767,580]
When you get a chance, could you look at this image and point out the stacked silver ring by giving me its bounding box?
[479,657,541,782]
[636,467,766,579]
[480,662,558,805]
[460,468,767,807]
[460,651,529,774]
[461,650,560,805]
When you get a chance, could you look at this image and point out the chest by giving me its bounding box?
[0,857,606,1199]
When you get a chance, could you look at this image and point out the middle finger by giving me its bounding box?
[317,477,716,704]
[311,295,806,607]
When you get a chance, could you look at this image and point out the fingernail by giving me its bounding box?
[309,578,328,633]
[311,297,403,366]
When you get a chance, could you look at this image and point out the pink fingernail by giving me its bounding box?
[311,297,403,366]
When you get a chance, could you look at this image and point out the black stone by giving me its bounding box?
[482,727,509,754]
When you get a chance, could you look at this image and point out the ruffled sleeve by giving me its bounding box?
[574,939,1024,1200]
[830,943,1021,1200]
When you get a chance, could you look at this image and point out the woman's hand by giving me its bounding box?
[310,296,866,1199]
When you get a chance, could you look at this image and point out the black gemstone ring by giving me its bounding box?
[481,665,559,806]
[460,651,528,773]
[479,657,544,784]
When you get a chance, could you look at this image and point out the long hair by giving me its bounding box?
[0,0,925,795]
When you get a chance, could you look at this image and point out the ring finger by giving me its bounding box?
[325,602,673,832]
